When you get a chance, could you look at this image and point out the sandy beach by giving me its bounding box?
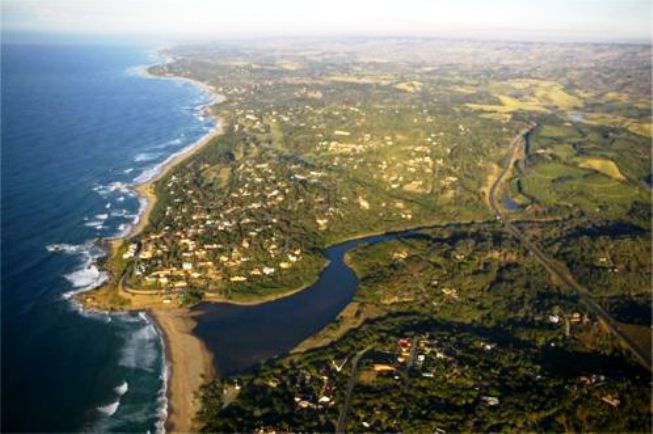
[150,308,215,433]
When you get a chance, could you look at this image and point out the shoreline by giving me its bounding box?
[75,54,496,432]
[75,54,227,433]
[122,63,225,432]
[150,308,215,433]
[125,62,226,242]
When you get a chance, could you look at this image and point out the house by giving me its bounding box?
[230,276,247,282]
[122,243,138,259]
[601,394,621,408]
[373,364,397,372]
[481,396,500,406]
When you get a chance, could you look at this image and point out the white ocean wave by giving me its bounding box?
[114,223,131,238]
[63,264,108,297]
[84,221,105,229]
[93,181,134,197]
[97,399,120,417]
[72,307,113,323]
[153,137,183,149]
[155,321,169,434]
[133,165,161,184]
[134,152,160,163]
[118,321,159,372]
[110,209,133,218]
[46,242,89,254]
[114,381,129,396]
[48,240,108,299]
[95,213,109,220]
[133,139,198,185]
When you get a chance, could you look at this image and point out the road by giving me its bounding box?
[489,124,652,372]
[336,346,372,434]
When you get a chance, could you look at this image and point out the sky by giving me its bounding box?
[2,0,651,43]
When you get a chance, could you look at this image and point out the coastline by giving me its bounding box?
[150,308,215,433]
[76,55,226,433]
[126,62,226,242]
[123,64,225,432]
[76,53,495,431]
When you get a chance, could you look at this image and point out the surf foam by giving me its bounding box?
[114,381,129,396]
[97,399,120,417]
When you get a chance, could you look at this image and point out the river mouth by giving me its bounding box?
[191,232,405,376]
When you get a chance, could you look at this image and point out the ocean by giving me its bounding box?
[1,43,215,432]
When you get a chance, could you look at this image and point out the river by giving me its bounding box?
[193,231,412,376]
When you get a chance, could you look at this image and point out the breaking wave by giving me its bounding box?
[118,318,159,372]
[155,322,169,434]
[134,152,160,162]
[114,381,129,396]
[97,399,120,417]
[46,241,108,298]
[93,181,135,197]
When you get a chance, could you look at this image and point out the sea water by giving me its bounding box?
[1,42,215,432]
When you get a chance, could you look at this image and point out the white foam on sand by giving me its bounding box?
[154,319,169,434]
[133,138,203,185]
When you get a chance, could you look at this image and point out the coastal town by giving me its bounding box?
[79,38,651,433]
[4,1,652,433]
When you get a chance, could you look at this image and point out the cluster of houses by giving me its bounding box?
[124,67,473,295]
[126,155,336,291]
[123,118,353,293]
[368,334,451,380]
[264,367,336,411]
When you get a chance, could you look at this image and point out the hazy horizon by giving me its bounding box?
[2,0,651,45]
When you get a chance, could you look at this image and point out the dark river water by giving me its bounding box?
[193,231,408,376]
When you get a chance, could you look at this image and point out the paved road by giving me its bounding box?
[489,124,651,372]
[336,346,372,433]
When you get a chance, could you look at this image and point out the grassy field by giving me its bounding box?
[465,79,583,116]
[576,158,626,181]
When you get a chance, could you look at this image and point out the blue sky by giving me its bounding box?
[2,0,651,43]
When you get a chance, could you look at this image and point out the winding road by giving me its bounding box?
[336,346,372,434]
[489,124,651,372]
